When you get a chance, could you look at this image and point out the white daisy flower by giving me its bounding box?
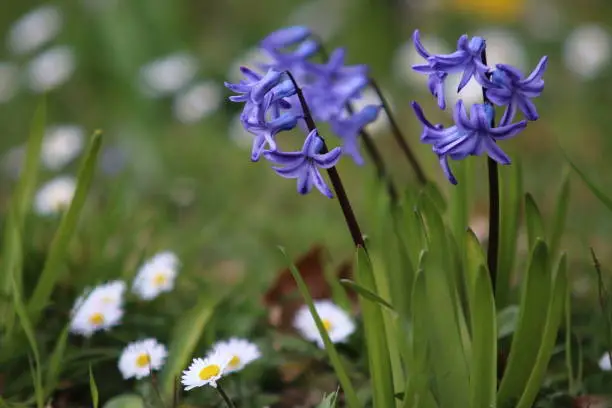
[181,351,230,390]
[209,338,261,374]
[173,81,222,124]
[69,294,123,338]
[564,24,611,79]
[139,52,198,98]
[41,125,84,170]
[118,338,168,379]
[293,300,355,349]
[8,6,63,55]
[34,176,76,216]
[27,45,76,93]
[90,280,126,307]
[599,352,612,371]
[132,251,180,300]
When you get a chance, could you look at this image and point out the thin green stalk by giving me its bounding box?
[216,384,236,408]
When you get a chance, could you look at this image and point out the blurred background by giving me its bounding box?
[0,0,611,308]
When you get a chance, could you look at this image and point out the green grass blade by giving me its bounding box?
[564,150,612,213]
[11,277,43,408]
[279,247,360,408]
[44,323,71,396]
[27,131,102,324]
[449,159,472,257]
[102,394,145,408]
[89,365,99,408]
[516,253,568,408]
[496,159,522,309]
[354,247,396,408]
[497,240,551,406]
[549,170,570,260]
[524,193,545,252]
[469,265,497,408]
[339,279,394,311]
[159,291,224,397]
[0,101,46,319]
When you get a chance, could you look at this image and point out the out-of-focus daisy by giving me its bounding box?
[118,338,168,379]
[8,5,63,55]
[139,52,197,98]
[34,176,76,216]
[181,351,230,390]
[0,62,19,103]
[293,300,355,349]
[91,280,126,306]
[475,27,526,69]
[132,251,180,300]
[41,125,84,170]
[69,284,124,337]
[27,46,76,92]
[209,338,261,374]
[564,24,611,79]
[599,352,612,371]
[173,81,222,124]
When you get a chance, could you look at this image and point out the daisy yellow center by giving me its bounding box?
[229,355,240,368]
[152,272,168,287]
[322,318,333,332]
[135,353,150,368]
[198,364,220,381]
[89,312,104,326]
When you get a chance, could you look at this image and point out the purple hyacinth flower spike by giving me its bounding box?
[263,129,342,198]
[412,30,448,109]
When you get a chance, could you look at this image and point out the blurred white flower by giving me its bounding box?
[393,34,450,86]
[8,6,63,55]
[564,24,611,79]
[599,352,611,371]
[444,75,483,108]
[227,47,272,83]
[173,81,222,124]
[118,338,167,379]
[132,251,180,300]
[350,88,391,135]
[208,338,261,374]
[139,52,198,97]
[475,28,527,69]
[0,62,19,103]
[41,125,84,170]
[181,351,230,390]
[285,0,346,42]
[34,176,76,216]
[27,46,76,92]
[228,113,254,150]
[70,283,124,337]
[294,300,355,349]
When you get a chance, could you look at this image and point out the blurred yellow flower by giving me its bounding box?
[451,0,525,21]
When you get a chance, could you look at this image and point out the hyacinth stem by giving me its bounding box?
[368,78,428,186]
[285,71,366,249]
[216,384,236,408]
[310,36,399,203]
[480,50,500,294]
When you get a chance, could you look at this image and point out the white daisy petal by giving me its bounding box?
[294,300,355,349]
[599,352,612,371]
[181,351,230,390]
[69,281,126,337]
[118,338,167,379]
[173,81,222,124]
[41,124,84,170]
[27,46,76,92]
[132,251,180,300]
[208,338,261,374]
[8,6,63,55]
[564,24,611,79]
[34,176,76,216]
[139,52,198,97]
